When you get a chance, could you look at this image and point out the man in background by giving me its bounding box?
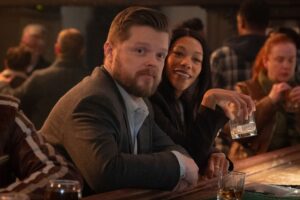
[14,28,89,129]
[20,24,50,74]
[210,0,270,90]
[0,45,31,92]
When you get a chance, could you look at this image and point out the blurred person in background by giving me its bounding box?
[20,24,50,74]
[228,33,300,161]
[268,26,300,77]
[14,28,89,129]
[0,46,31,93]
[210,0,269,90]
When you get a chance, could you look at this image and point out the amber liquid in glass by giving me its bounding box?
[218,188,243,200]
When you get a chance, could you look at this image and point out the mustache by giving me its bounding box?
[136,68,158,77]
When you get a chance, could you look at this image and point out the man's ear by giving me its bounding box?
[262,55,269,70]
[54,42,60,55]
[240,18,246,29]
[104,42,113,63]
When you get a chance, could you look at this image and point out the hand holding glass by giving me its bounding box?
[284,89,300,113]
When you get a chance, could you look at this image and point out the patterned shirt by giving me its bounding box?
[210,46,252,90]
[210,35,266,90]
[0,95,82,199]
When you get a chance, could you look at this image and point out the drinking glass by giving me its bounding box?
[229,112,257,139]
[44,179,81,200]
[217,171,246,200]
[0,193,29,200]
[284,89,300,113]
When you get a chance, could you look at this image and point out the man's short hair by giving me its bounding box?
[57,28,84,57]
[238,0,269,30]
[107,6,168,44]
[22,24,46,40]
[5,46,31,71]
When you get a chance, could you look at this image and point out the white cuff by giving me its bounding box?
[171,150,186,179]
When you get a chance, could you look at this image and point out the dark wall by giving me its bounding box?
[85,6,124,69]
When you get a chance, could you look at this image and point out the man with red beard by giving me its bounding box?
[41,7,199,196]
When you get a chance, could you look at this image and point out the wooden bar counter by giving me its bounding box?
[82,144,300,200]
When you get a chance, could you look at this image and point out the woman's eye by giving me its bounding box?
[275,57,284,63]
[193,58,202,63]
[173,51,184,57]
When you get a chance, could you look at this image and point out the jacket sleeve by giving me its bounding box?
[0,111,83,200]
[61,96,182,193]
[191,105,229,170]
[13,73,40,118]
[151,93,228,171]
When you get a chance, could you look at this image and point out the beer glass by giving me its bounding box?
[284,89,300,113]
[44,179,81,200]
[217,171,246,200]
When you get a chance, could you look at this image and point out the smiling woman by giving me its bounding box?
[150,27,257,178]
[150,28,226,176]
[166,35,203,98]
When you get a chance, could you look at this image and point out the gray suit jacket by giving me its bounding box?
[14,56,89,129]
[41,66,187,193]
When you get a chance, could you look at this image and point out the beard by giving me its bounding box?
[112,56,161,97]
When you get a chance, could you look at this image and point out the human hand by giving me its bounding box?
[204,153,229,179]
[174,154,199,192]
[268,82,291,103]
[201,89,255,120]
[172,179,191,192]
[0,75,12,83]
[288,86,300,104]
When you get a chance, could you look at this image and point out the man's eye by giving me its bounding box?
[135,48,146,55]
[157,52,167,60]
[288,58,295,63]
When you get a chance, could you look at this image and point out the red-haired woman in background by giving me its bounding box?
[229,33,300,160]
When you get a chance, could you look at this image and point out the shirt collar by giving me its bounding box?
[115,82,148,115]
[115,82,149,154]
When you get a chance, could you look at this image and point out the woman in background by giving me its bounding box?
[229,33,300,161]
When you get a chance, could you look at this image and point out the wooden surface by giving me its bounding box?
[82,144,300,200]
[236,144,300,186]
